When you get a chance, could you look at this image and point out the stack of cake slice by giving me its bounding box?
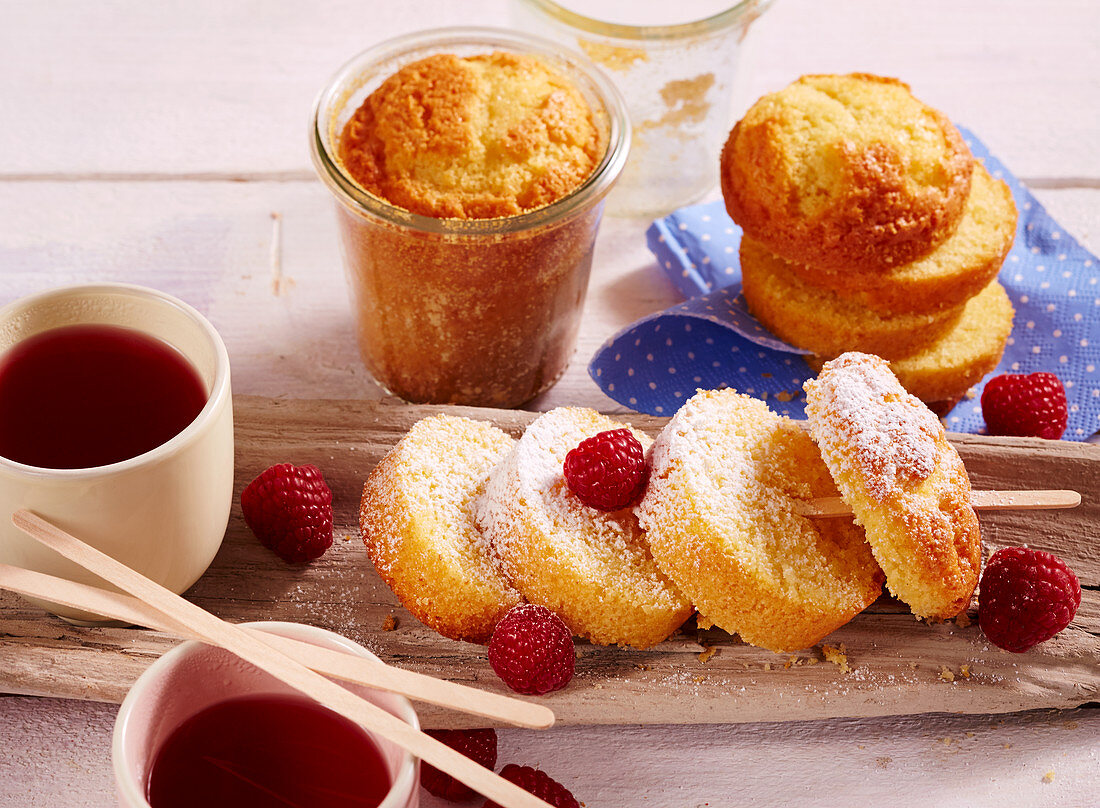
[721,73,1017,410]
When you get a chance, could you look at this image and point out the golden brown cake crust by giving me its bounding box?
[806,281,1015,404]
[740,237,965,360]
[720,73,974,273]
[764,164,1017,314]
[339,52,604,219]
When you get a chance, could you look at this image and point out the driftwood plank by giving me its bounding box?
[0,395,1096,728]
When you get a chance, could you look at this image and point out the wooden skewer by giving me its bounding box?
[12,510,554,808]
[794,489,1081,518]
[0,563,553,730]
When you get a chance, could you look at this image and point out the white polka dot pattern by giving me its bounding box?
[588,129,1100,439]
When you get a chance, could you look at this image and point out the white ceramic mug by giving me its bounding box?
[0,283,233,623]
[112,621,420,808]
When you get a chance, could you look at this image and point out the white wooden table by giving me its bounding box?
[1,2,1098,806]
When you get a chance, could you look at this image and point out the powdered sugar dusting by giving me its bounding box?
[475,407,683,609]
[805,353,941,500]
[639,388,876,603]
[644,391,765,523]
[364,414,513,589]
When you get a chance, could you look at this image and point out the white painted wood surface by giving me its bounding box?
[0,1,1097,806]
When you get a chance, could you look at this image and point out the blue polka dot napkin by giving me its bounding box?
[589,130,1100,439]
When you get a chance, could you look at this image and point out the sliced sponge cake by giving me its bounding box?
[476,407,692,649]
[360,414,521,644]
[804,352,981,619]
[636,389,884,653]
[741,236,965,360]
[805,280,1014,406]
[763,163,1017,315]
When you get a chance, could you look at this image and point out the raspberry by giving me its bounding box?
[978,547,1081,653]
[563,427,648,511]
[483,765,580,808]
[420,728,497,801]
[240,463,333,562]
[980,372,1068,439]
[488,604,575,695]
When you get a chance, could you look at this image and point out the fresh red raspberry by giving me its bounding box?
[563,427,648,511]
[240,463,333,562]
[978,547,1081,653]
[420,728,497,801]
[488,604,575,695]
[980,372,1068,439]
[483,765,580,808]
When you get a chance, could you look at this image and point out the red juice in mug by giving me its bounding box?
[0,323,207,469]
[145,693,393,808]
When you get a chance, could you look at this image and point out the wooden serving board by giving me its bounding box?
[0,395,1097,728]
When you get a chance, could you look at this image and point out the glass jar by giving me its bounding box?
[310,27,630,408]
[510,0,772,218]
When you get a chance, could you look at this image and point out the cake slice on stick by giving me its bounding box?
[803,352,983,619]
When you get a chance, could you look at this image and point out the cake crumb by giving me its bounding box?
[381,614,398,631]
[960,664,972,679]
[762,661,772,671]
[822,644,850,674]
[1042,771,1055,784]
[698,645,717,664]
[966,732,976,738]
[1003,743,1013,749]
[955,609,972,628]
[342,533,354,543]
[776,390,794,402]
[939,666,955,682]
[875,756,892,769]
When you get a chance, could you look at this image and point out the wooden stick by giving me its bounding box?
[794,489,1082,518]
[12,510,553,808]
[0,563,552,730]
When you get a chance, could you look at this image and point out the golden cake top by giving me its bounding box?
[338,51,604,219]
[720,73,974,272]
